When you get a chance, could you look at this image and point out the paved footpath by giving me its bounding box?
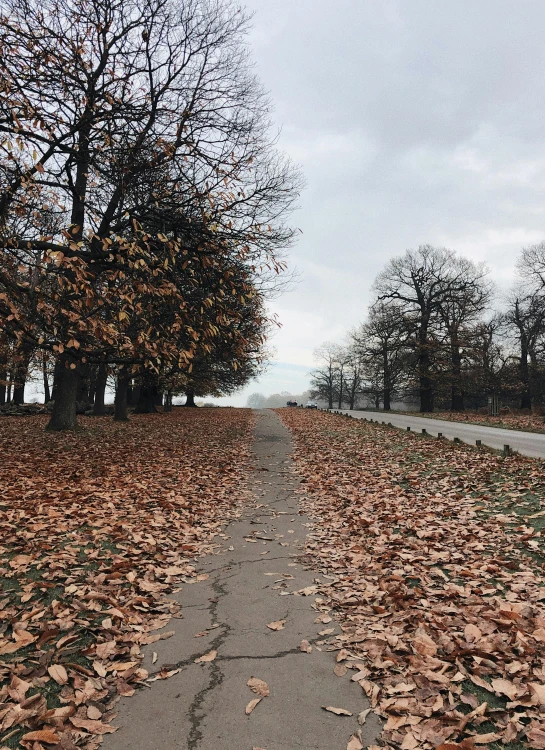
[103,410,379,750]
[336,409,545,459]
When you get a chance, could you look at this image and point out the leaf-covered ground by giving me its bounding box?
[0,409,253,749]
[392,411,545,435]
[277,409,545,750]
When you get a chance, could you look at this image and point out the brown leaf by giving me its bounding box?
[245,697,262,715]
[47,664,68,685]
[70,717,117,734]
[347,736,363,750]
[527,726,545,749]
[247,677,270,697]
[21,730,60,744]
[95,640,117,660]
[266,619,285,631]
[195,649,217,663]
[322,706,352,716]
[465,623,482,643]
[530,683,545,705]
[491,677,518,700]
[412,628,437,657]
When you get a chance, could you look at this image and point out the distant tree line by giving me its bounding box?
[247,391,311,409]
[0,0,301,429]
[311,244,545,413]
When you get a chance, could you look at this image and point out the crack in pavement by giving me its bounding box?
[148,637,329,680]
[187,576,230,750]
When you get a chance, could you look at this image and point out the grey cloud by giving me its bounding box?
[227,0,545,403]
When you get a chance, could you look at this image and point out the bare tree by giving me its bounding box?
[354,303,409,411]
[437,257,491,411]
[504,289,545,409]
[342,342,365,410]
[374,245,480,412]
[310,343,346,409]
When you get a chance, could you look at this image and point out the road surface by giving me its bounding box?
[104,411,379,750]
[334,409,545,460]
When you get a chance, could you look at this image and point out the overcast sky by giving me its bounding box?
[219,0,545,406]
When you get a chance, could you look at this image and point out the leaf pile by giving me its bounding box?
[0,409,253,749]
[278,409,545,750]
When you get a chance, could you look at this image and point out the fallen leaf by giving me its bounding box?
[322,706,352,716]
[195,650,217,663]
[357,708,372,725]
[530,683,545,705]
[267,619,285,631]
[21,730,60,744]
[527,725,545,749]
[247,677,270,697]
[491,677,518,700]
[47,664,68,685]
[70,717,117,734]
[245,697,262,715]
[347,736,363,750]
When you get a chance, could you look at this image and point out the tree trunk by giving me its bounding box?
[374,394,380,409]
[135,385,159,413]
[42,353,51,404]
[383,388,391,411]
[164,390,173,412]
[80,364,95,405]
[0,343,7,406]
[12,381,24,405]
[114,368,130,421]
[46,362,79,430]
[184,390,197,407]
[530,352,541,409]
[520,342,531,409]
[419,347,434,412]
[92,364,108,415]
[131,384,141,406]
[127,381,134,406]
[51,359,63,402]
[383,348,391,411]
[6,367,13,402]
[328,391,333,409]
[450,338,464,412]
[77,363,91,405]
[12,343,33,405]
[418,319,434,412]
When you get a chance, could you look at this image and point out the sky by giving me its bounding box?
[215,0,545,407]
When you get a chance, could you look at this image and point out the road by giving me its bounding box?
[104,410,379,750]
[334,409,545,460]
